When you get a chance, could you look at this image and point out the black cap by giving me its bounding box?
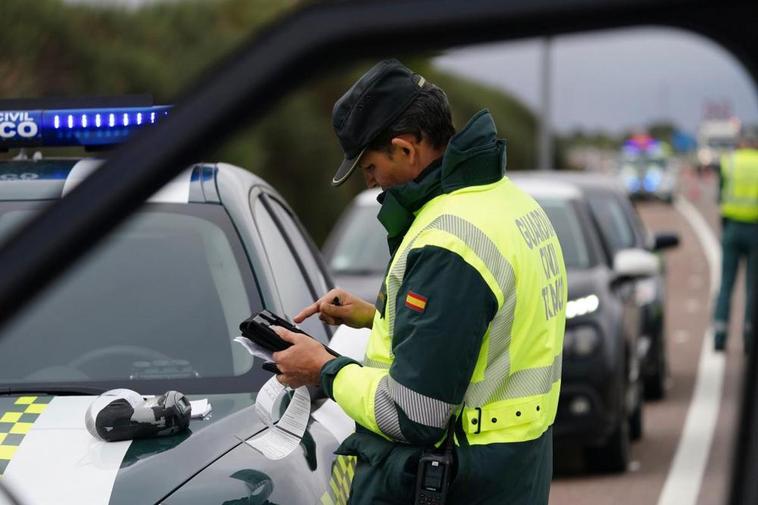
[331,59,426,186]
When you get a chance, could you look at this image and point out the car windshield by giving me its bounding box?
[0,202,263,393]
[328,204,389,275]
[535,197,592,269]
[586,193,636,253]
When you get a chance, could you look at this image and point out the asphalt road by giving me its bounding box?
[549,170,747,505]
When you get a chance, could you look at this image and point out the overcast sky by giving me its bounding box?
[65,4,757,135]
[434,27,758,135]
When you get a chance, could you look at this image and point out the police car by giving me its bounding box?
[0,99,359,505]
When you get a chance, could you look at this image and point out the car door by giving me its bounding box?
[247,191,354,502]
[581,197,642,383]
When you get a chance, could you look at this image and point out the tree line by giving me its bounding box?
[1,0,538,244]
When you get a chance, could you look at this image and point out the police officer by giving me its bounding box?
[713,126,758,353]
[272,59,567,504]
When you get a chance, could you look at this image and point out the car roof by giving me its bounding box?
[353,175,591,205]
[509,170,626,196]
[508,175,584,200]
[0,158,271,205]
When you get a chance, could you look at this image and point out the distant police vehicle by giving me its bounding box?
[618,134,678,203]
[0,99,358,505]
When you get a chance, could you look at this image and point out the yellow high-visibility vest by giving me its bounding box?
[333,176,567,445]
[721,148,758,223]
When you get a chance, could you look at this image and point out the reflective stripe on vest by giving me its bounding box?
[721,149,758,222]
[385,214,518,407]
[372,372,459,442]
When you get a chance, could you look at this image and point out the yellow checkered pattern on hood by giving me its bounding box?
[0,396,51,475]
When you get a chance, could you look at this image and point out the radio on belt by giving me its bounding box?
[415,448,453,505]
[413,414,457,505]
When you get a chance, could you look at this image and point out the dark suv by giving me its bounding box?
[513,178,654,472]
[517,172,679,399]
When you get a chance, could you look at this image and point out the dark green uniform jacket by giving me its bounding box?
[321,110,553,505]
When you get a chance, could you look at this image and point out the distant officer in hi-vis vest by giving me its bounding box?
[272,59,567,505]
[713,126,758,353]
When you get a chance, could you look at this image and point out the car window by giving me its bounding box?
[265,195,331,298]
[328,204,389,274]
[586,193,636,253]
[253,197,327,342]
[535,198,592,269]
[0,202,258,385]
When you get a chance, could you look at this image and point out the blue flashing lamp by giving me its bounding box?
[0,105,171,149]
[622,142,641,158]
[643,168,662,192]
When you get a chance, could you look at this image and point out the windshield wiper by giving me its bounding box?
[1,384,106,396]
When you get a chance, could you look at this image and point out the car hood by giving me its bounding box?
[0,393,264,505]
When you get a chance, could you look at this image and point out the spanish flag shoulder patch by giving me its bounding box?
[405,291,428,313]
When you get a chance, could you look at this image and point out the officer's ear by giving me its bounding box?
[390,135,418,165]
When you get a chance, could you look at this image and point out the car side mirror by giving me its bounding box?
[652,232,680,251]
[613,248,659,284]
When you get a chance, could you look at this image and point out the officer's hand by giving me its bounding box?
[271,326,335,388]
[294,288,375,329]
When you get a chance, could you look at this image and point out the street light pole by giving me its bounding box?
[538,36,553,171]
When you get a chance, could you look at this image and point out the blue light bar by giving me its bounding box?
[0,105,171,149]
[643,169,662,192]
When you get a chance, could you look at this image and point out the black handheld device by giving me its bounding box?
[239,310,340,375]
[240,309,308,352]
[415,416,457,505]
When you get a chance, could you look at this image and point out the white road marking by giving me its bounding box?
[685,299,700,313]
[689,275,704,289]
[657,197,725,505]
[674,330,691,344]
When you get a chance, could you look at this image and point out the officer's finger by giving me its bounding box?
[271,326,303,344]
[320,302,351,321]
[319,313,340,326]
[295,288,347,322]
[294,301,320,323]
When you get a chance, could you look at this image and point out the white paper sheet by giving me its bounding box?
[234,335,273,362]
[246,429,300,460]
[273,386,310,438]
[254,374,286,428]
[246,376,311,460]
[189,399,212,419]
